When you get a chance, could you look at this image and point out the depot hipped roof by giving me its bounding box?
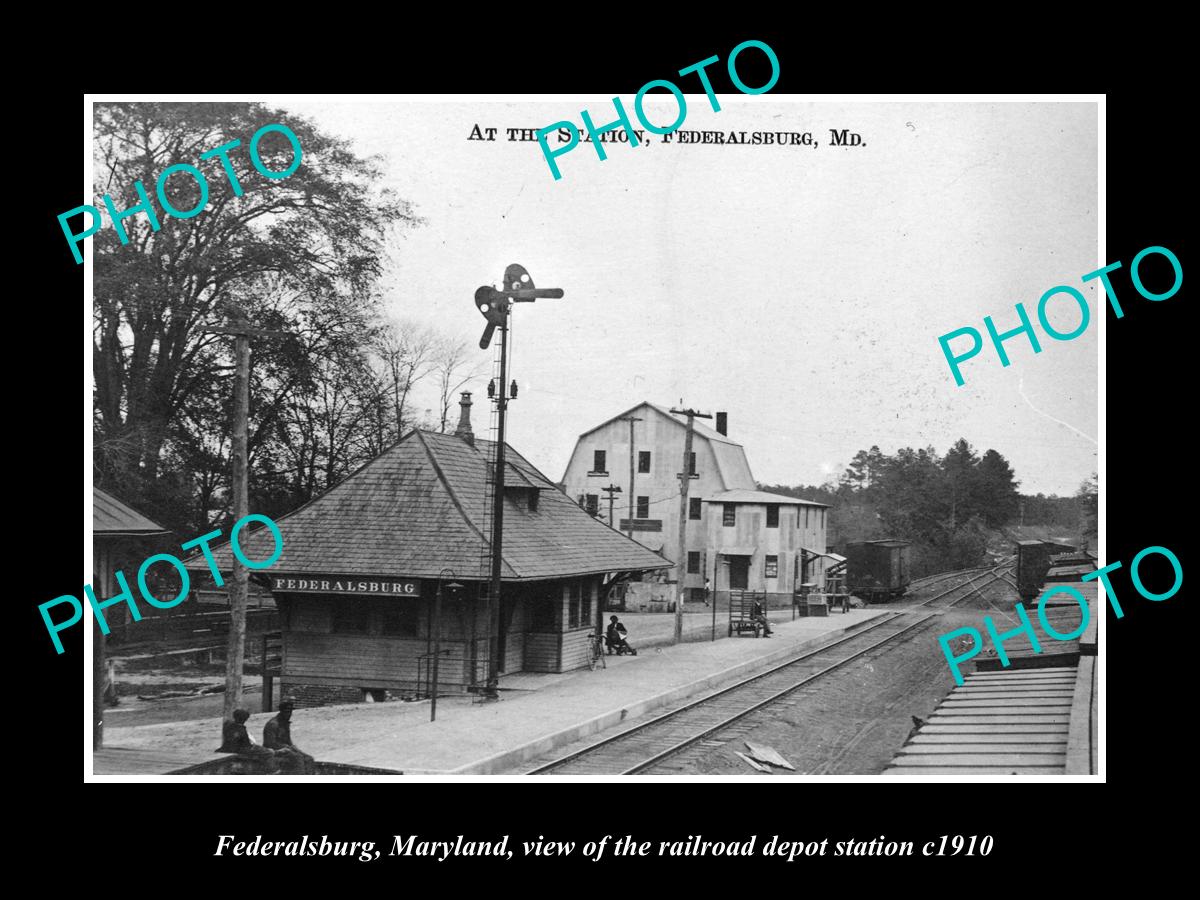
[191,430,669,582]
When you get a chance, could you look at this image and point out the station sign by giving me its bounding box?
[269,575,420,596]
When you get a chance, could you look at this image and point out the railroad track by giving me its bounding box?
[909,566,990,592]
[528,563,1016,776]
[909,556,1015,595]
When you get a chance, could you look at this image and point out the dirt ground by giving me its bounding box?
[652,577,1023,776]
[103,658,268,728]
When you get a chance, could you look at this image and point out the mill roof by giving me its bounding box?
[570,401,756,490]
[576,401,741,447]
[707,489,829,507]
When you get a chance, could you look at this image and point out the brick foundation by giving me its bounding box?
[282,682,387,708]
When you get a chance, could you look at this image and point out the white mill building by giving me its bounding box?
[560,402,830,608]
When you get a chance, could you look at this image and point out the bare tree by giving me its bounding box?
[433,336,488,432]
[371,317,439,437]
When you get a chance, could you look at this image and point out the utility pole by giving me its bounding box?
[203,311,291,726]
[475,264,564,693]
[602,484,623,529]
[618,415,641,539]
[669,406,711,643]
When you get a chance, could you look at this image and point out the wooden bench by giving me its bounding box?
[729,590,766,638]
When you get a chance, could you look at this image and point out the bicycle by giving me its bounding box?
[587,632,607,670]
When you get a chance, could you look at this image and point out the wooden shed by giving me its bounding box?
[93,487,171,747]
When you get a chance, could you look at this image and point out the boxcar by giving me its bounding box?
[844,540,912,602]
[1015,540,1077,600]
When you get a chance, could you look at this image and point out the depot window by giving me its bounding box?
[380,604,418,637]
[638,451,651,473]
[687,551,701,574]
[723,504,736,527]
[332,600,370,634]
[592,450,607,473]
[637,496,650,518]
[767,504,779,528]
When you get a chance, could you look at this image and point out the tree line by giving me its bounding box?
[93,102,482,537]
[763,440,1096,576]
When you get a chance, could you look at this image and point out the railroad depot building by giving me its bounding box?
[192,396,667,706]
[560,402,830,608]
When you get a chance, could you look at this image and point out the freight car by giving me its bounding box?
[1015,539,1077,600]
[844,540,912,603]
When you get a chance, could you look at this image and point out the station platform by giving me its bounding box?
[100,608,887,776]
[883,656,1097,776]
[93,745,228,775]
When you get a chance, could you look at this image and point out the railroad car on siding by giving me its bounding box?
[844,540,912,603]
[1015,539,1078,600]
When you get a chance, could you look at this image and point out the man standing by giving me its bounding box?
[263,700,317,774]
[703,576,711,607]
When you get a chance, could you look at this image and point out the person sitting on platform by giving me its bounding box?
[217,708,278,770]
[752,599,773,637]
[605,615,635,655]
[263,700,317,774]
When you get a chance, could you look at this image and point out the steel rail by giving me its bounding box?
[528,563,1015,775]
[622,612,941,774]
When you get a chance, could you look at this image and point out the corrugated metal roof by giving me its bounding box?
[93,487,170,536]
[188,430,669,582]
[707,489,829,507]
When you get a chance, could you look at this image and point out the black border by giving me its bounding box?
[25,30,1188,882]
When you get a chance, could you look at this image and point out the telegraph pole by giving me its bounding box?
[203,311,291,726]
[602,484,623,529]
[618,416,641,539]
[475,265,564,693]
[669,406,711,643]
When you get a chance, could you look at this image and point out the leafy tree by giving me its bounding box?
[974,449,1020,528]
[1076,472,1098,544]
[92,102,416,532]
[769,440,1031,577]
[842,445,884,492]
[941,438,978,530]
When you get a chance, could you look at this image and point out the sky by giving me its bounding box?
[273,97,1099,497]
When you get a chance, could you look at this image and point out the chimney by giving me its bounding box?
[455,392,474,446]
[715,411,728,436]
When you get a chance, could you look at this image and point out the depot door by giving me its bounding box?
[728,556,750,590]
